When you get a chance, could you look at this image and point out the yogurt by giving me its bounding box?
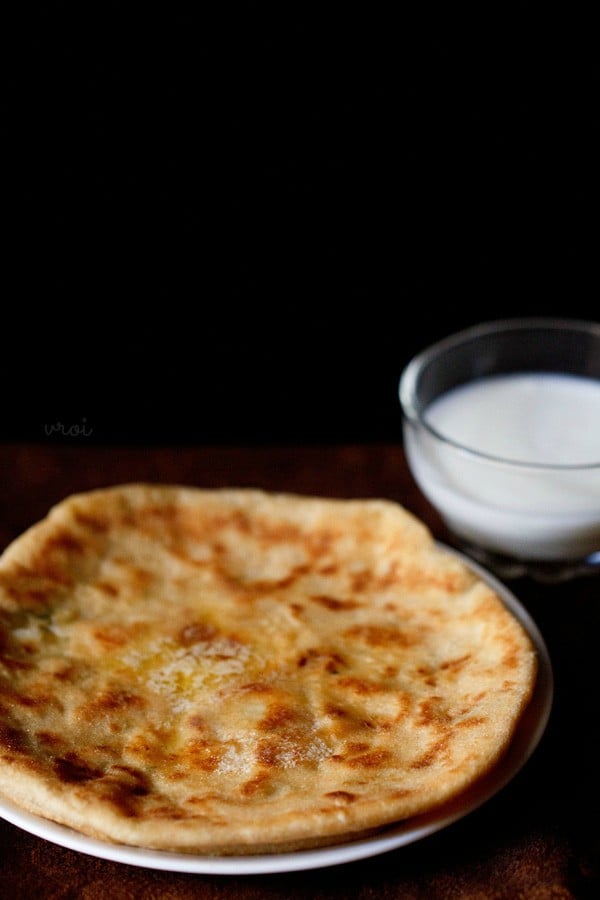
[403,372,600,560]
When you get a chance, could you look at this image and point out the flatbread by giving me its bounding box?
[0,485,536,854]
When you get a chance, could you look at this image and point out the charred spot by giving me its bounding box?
[74,511,109,533]
[296,648,345,673]
[105,764,150,796]
[0,723,28,752]
[0,655,33,672]
[31,557,73,587]
[4,585,50,606]
[324,790,356,803]
[96,765,152,816]
[44,532,87,556]
[311,595,359,611]
[96,580,119,597]
[12,693,41,708]
[417,666,438,687]
[325,656,344,674]
[35,730,64,749]
[93,688,144,711]
[54,753,102,783]
[329,703,378,734]
[25,534,85,585]
[0,681,55,712]
[326,704,348,718]
[317,563,339,575]
[151,807,194,821]
[51,663,79,682]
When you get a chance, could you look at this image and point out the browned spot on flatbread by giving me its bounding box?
[0,723,28,753]
[343,624,415,648]
[241,771,274,797]
[2,565,71,606]
[96,580,119,596]
[186,739,224,773]
[333,747,392,769]
[260,704,298,730]
[54,753,103,784]
[411,735,451,769]
[311,595,359,611]
[45,532,86,555]
[297,648,345,673]
[324,790,356,803]
[35,730,65,750]
[440,653,472,673]
[350,570,373,592]
[73,510,110,533]
[78,688,145,724]
[336,676,387,695]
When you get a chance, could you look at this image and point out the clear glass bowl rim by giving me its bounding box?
[399,316,600,471]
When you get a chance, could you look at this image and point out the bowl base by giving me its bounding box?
[450,538,600,583]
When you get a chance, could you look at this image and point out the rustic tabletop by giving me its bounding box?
[0,441,597,899]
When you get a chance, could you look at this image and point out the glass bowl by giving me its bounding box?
[399,318,600,581]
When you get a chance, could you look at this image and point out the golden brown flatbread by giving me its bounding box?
[0,485,536,854]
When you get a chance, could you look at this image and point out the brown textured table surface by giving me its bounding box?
[0,442,598,899]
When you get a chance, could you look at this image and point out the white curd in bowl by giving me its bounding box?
[403,372,600,561]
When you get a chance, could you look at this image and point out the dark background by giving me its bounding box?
[2,6,598,445]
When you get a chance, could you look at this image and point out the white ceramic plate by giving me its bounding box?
[0,548,553,874]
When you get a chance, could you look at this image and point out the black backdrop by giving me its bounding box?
[3,6,598,445]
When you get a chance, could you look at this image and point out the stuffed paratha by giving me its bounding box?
[0,485,537,854]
